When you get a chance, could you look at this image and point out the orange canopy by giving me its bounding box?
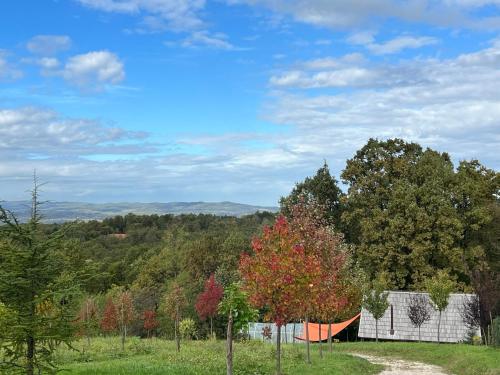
[295,313,361,342]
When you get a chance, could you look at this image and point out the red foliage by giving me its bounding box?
[288,198,349,321]
[142,310,159,334]
[240,199,352,329]
[240,214,322,327]
[195,274,224,321]
[100,298,118,333]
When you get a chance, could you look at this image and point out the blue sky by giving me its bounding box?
[1,0,499,205]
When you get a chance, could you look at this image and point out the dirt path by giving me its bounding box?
[350,353,450,375]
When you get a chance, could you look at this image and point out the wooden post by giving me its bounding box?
[318,321,323,358]
[226,312,233,375]
[276,325,282,375]
[327,321,332,353]
[305,315,311,364]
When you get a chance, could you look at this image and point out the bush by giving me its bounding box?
[472,336,482,346]
[179,318,197,340]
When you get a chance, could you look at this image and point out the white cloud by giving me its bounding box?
[0,107,148,156]
[36,57,60,69]
[61,51,125,90]
[270,67,375,88]
[358,35,439,55]
[77,0,206,32]
[229,0,500,29]
[0,51,23,80]
[27,35,72,55]
[346,31,376,45]
[301,53,365,70]
[180,31,237,49]
[264,40,500,172]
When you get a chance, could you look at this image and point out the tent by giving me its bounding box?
[295,313,361,342]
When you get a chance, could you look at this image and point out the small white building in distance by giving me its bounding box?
[358,291,481,343]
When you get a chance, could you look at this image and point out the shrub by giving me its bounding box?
[179,318,197,340]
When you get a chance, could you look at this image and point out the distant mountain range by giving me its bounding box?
[0,201,278,223]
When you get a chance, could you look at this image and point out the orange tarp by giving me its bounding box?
[295,313,361,342]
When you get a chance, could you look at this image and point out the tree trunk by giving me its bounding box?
[276,325,282,375]
[418,326,421,343]
[437,311,441,344]
[121,304,125,351]
[210,316,213,339]
[318,321,323,359]
[226,312,233,375]
[121,325,127,351]
[375,319,378,342]
[327,321,332,353]
[27,336,35,375]
[175,305,181,352]
[305,315,311,364]
[481,327,488,346]
[176,318,181,352]
[86,303,91,348]
[292,323,296,345]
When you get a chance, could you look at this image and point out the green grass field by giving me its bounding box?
[54,337,381,375]
[52,337,500,375]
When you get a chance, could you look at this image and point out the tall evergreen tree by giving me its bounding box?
[0,177,78,374]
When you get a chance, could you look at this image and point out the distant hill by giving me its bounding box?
[0,201,278,223]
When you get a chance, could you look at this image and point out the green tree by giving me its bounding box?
[0,179,78,374]
[362,279,389,342]
[0,302,14,345]
[342,138,470,289]
[454,161,500,332]
[426,271,455,343]
[280,162,344,227]
[218,283,257,375]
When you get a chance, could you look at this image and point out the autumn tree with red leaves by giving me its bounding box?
[240,215,321,375]
[100,298,118,334]
[142,310,159,338]
[287,197,350,360]
[195,274,223,338]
